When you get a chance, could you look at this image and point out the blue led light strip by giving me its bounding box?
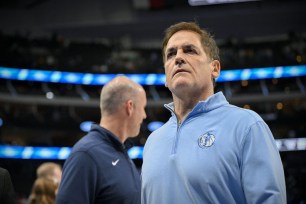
[0,65,305,85]
[0,138,305,160]
[0,145,143,160]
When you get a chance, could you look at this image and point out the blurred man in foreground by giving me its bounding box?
[57,76,146,204]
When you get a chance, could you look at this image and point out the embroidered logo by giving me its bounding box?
[112,159,120,166]
[198,132,215,148]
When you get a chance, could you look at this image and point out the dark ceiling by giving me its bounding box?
[0,0,305,46]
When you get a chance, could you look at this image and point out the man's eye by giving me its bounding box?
[185,48,196,54]
[167,52,175,59]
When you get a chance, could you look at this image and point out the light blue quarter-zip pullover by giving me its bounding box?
[141,92,286,204]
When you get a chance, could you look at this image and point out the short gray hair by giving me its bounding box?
[100,77,140,116]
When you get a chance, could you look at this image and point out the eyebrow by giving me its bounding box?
[182,44,198,51]
[166,44,198,53]
[166,47,176,54]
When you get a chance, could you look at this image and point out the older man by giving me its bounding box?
[141,21,286,204]
[57,76,147,204]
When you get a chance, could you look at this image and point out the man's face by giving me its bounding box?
[164,30,219,97]
[130,89,147,137]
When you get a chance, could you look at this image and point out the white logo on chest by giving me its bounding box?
[112,159,120,166]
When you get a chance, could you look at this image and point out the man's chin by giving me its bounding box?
[170,79,191,89]
[172,71,189,79]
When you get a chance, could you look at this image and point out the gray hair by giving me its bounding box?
[100,76,141,116]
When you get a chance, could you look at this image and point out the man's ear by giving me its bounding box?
[164,66,168,87]
[126,100,134,116]
[211,60,221,79]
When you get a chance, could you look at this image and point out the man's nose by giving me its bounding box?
[175,58,185,66]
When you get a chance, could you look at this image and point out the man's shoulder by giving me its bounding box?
[66,134,113,167]
[72,131,109,153]
[0,167,9,178]
[223,104,264,124]
[145,120,173,144]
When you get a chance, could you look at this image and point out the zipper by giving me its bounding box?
[166,106,182,155]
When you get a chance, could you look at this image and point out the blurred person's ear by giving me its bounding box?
[126,100,134,116]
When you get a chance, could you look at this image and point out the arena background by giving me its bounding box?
[0,0,305,203]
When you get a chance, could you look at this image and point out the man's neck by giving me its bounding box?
[100,117,127,143]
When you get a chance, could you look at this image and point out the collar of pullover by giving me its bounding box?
[90,123,131,151]
[164,91,229,118]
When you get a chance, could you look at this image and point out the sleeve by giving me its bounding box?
[240,121,287,204]
[0,168,16,204]
[56,151,99,204]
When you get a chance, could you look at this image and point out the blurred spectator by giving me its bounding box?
[0,167,16,204]
[27,177,58,204]
[36,162,62,185]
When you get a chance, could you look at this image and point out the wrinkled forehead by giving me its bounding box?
[166,30,202,51]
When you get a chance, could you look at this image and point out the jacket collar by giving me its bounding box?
[90,123,127,150]
[164,91,229,117]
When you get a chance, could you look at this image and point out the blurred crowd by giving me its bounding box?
[0,30,305,73]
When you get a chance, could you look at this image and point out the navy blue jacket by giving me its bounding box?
[0,167,15,204]
[56,124,141,204]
